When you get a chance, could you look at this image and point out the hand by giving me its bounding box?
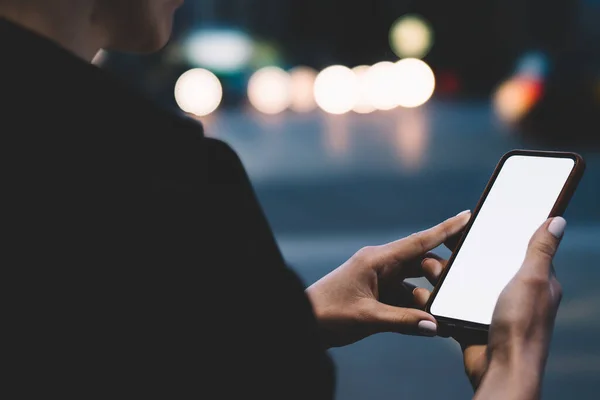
[305,210,471,349]
[420,217,566,396]
[474,217,565,399]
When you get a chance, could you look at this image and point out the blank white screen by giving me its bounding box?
[430,155,574,325]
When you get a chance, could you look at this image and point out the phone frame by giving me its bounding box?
[425,149,586,333]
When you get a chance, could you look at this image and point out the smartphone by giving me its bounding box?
[426,150,585,332]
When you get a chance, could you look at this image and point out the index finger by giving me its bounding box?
[382,210,471,266]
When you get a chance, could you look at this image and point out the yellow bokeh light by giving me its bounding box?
[174,68,223,117]
[247,66,292,115]
[389,14,433,59]
[314,65,359,115]
[289,66,318,113]
[392,58,436,108]
[352,65,376,114]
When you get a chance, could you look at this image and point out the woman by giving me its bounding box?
[1,1,565,398]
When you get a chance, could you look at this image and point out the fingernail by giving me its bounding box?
[548,217,567,239]
[457,210,471,217]
[418,320,437,337]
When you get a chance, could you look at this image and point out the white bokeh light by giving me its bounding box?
[314,65,359,115]
[174,68,223,117]
[392,58,436,108]
[289,66,318,113]
[352,65,376,114]
[389,15,433,59]
[365,61,398,111]
[184,29,253,73]
[247,66,292,114]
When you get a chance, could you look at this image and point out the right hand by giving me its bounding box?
[421,217,566,392]
[469,217,566,396]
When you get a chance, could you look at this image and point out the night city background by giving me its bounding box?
[97,0,600,398]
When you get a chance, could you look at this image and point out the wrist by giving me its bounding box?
[490,339,548,377]
[475,353,545,400]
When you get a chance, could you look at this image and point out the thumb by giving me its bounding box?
[522,217,566,277]
[367,300,438,337]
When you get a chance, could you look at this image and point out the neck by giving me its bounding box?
[0,1,104,62]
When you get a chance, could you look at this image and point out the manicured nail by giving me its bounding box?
[548,217,567,239]
[418,320,437,337]
[457,210,471,217]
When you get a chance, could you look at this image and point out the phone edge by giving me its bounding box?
[425,149,586,333]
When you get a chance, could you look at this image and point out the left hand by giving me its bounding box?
[305,210,471,348]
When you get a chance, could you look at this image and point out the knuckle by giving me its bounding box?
[552,280,563,302]
[529,238,556,259]
[518,274,550,291]
[354,246,379,264]
[355,300,374,320]
[408,233,427,254]
[357,301,387,331]
[440,220,452,241]
[395,311,411,326]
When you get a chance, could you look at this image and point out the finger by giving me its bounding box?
[379,281,417,306]
[412,287,431,309]
[400,252,444,279]
[421,255,447,285]
[444,229,466,252]
[402,281,418,293]
[400,256,431,279]
[521,217,566,278]
[411,285,453,338]
[413,282,450,337]
[382,210,471,265]
[453,330,488,350]
[366,300,438,337]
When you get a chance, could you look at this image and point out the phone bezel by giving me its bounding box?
[425,149,586,333]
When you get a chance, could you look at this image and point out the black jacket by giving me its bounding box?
[2,18,334,399]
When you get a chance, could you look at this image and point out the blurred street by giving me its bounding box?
[207,100,600,399]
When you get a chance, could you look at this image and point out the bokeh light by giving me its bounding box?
[174,68,223,117]
[247,66,292,115]
[389,14,433,59]
[437,70,461,96]
[493,78,543,123]
[184,29,254,73]
[364,61,399,111]
[314,65,359,115]
[249,41,282,69]
[289,66,318,113]
[393,58,436,108]
[323,114,350,156]
[394,109,429,170]
[352,65,376,114]
[514,51,549,80]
